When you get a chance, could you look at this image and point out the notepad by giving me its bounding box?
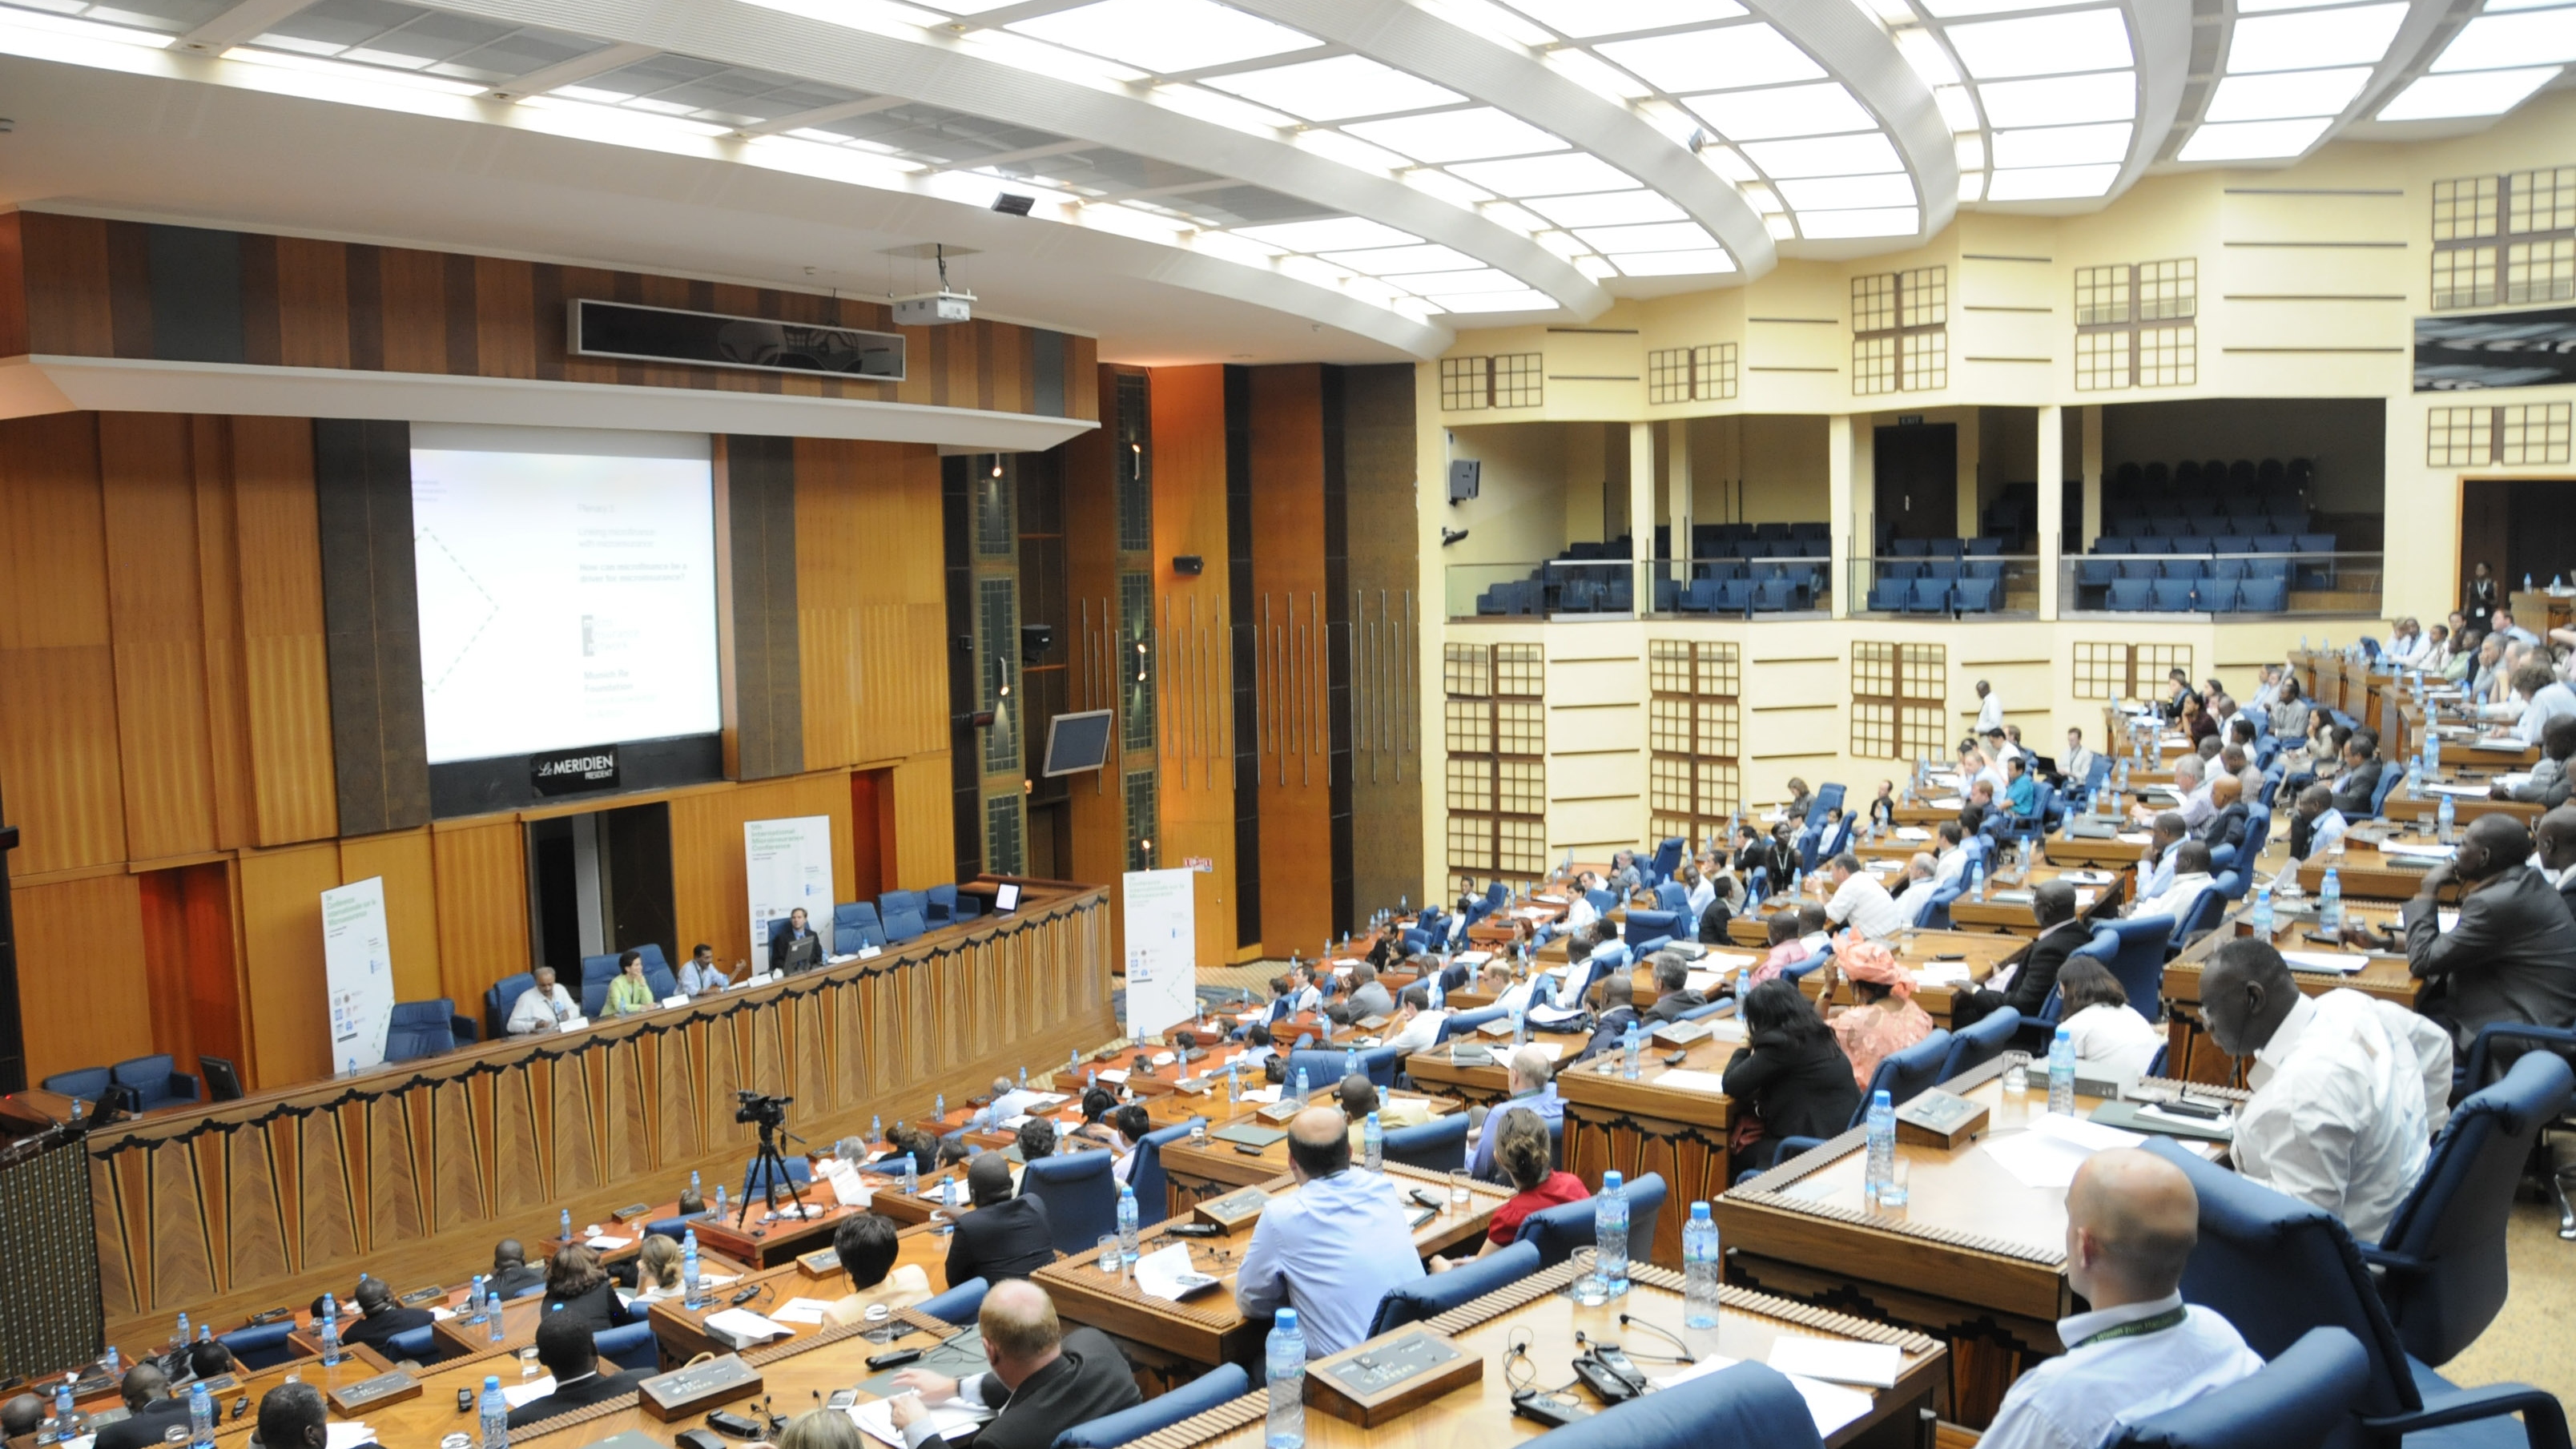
[583,1234,631,1250]
[772,1298,835,1326]
[1767,1338,1902,1388]
[2283,951,2372,974]
[702,1309,794,1346]
[2426,783,2489,797]
[850,1398,995,1449]
[1894,827,1932,841]
[1982,1115,2145,1189]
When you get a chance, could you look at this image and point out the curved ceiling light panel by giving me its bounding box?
[2373,0,2576,125]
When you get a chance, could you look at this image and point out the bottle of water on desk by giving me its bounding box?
[42,1378,72,1445]
[1621,1021,1641,1081]
[1971,863,1986,902]
[1362,1112,1383,1172]
[485,1293,503,1344]
[2320,866,2344,929]
[1510,1007,1526,1044]
[2048,1026,2077,1116]
[1266,1309,1306,1449]
[682,1228,702,1308]
[714,1183,728,1218]
[1342,1045,1358,1082]
[187,1381,213,1449]
[936,1092,946,1121]
[1226,1062,1242,1105]
[175,1310,190,1349]
[1292,1067,1311,1109]
[319,1294,340,1366]
[901,1156,919,1197]
[480,1374,508,1449]
[103,1346,119,1376]
[1863,1089,1895,1201]
[1682,1202,1721,1331]
[2405,760,2421,800]
[468,1274,486,1323]
[2438,792,2457,845]
[1595,1171,1629,1297]
[2429,733,2442,772]
[560,1208,573,1244]
[2252,883,2275,936]
[1117,1182,1140,1263]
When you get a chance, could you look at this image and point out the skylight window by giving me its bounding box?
[2202,66,2370,122]
[1796,207,1920,237]
[1231,216,1420,251]
[1608,248,1736,275]
[1982,162,2119,199]
[1343,107,1565,162]
[1922,0,2076,14]
[2224,3,2406,73]
[1200,53,1462,119]
[2377,65,2560,119]
[1523,190,1688,226]
[1594,23,1823,94]
[1317,243,1484,274]
[2431,6,2576,71]
[1005,0,1317,76]
[1683,81,1877,140]
[1990,120,2131,167]
[1974,73,2136,129]
[1414,268,1540,292]
[1739,131,1906,178]
[1944,9,2132,79]
[1775,173,1917,210]
[2172,115,2332,161]
[1571,219,1717,252]
[1423,290,1559,312]
[1501,0,1744,39]
[1447,151,1638,195]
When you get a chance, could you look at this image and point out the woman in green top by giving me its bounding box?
[605,950,657,1016]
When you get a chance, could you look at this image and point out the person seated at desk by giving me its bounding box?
[1235,1107,1427,1358]
[2061,728,2100,793]
[1552,871,1607,940]
[95,1365,191,1449]
[1381,984,1450,1054]
[1466,1045,1563,1181]
[489,1238,547,1298]
[1926,820,1971,891]
[1432,1110,1584,1271]
[887,1280,1140,1449]
[2393,813,2576,1053]
[174,1340,234,1387]
[1978,1149,2262,1449]
[678,943,734,996]
[1696,875,1741,945]
[2055,960,2164,1081]
[2495,717,2576,807]
[2133,812,2189,904]
[767,1411,866,1449]
[1283,962,1325,1017]
[2509,662,2576,750]
[1782,777,1816,824]
[1822,851,1906,943]
[2180,692,2216,750]
[2131,842,2216,928]
[2268,676,2309,738]
[339,1274,433,1354]
[604,949,657,1016]
[630,1234,686,1305]
[1641,952,1708,1024]
[540,1245,626,1333]
[1743,912,1810,991]
[1722,979,1862,1162]
[1105,1104,1153,1184]
[505,966,578,1035]
[1573,972,1644,1064]
[1337,1073,1433,1152]
[0,1394,41,1441]
[2329,731,2385,819]
[259,1383,383,1449]
[505,1314,644,1430]
[1066,1087,1117,1149]
[1605,848,1645,896]
[947,1153,1057,1286]
[1816,938,1934,1089]
[771,908,823,973]
[2003,753,2039,822]
[984,1075,1051,1122]
[866,1121,940,1177]
[1344,961,1396,1020]
[1478,961,1540,1016]
[2200,939,2452,1243]
[823,1212,932,1325]
[1893,854,1942,926]
[1962,779,1999,835]
[2542,807,2576,924]
[2196,774,2249,856]
[2286,783,2349,863]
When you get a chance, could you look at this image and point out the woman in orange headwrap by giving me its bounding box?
[1818,932,1935,1090]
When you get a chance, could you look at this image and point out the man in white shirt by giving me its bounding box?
[1821,852,1907,942]
[1975,678,2003,735]
[2134,811,2188,904]
[2493,608,2540,649]
[1283,964,1324,1017]
[505,967,578,1035]
[1479,961,1541,1017]
[2131,842,2216,929]
[676,944,733,997]
[2507,662,2576,747]
[2250,664,2283,712]
[2201,939,2452,1243]
[1380,985,1451,1055]
[1929,822,1970,890]
[1978,1149,2263,1449]
[2384,617,2425,667]
[1556,872,1604,938]
[2287,783,2349,863]
[2061,728,2099,791]
[2170,755,2216,831]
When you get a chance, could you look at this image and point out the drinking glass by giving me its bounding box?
[1568,1247,1611,1307]
[1097,1235,1123,1274]
[1878,1157,1911,1210]
[519,1345,541,1379]
[1448,1169,1473,1210]
[2001,1051,2031,1093]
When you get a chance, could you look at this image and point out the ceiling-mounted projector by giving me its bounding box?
[893,291,974,325]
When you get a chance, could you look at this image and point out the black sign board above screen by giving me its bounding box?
[569,300,907,381]
[2414,304,2576,392]
[533,744,619,795]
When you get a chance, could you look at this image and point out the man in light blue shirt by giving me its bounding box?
[2510,669,2575,748]
[677,944,732,997]
[2135,812,2187,905]
[1234,1108,1426,1357]
[1467,1047,1564,1183]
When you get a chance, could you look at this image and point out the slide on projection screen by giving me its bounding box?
[411,425,720,765]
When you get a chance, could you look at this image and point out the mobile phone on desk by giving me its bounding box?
[827,1390,859,1411]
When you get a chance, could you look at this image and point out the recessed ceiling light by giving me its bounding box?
[1775,173,1918,210]
[1795,206,1922,238]
[1684,80,1877,140]
[1344,107,1566,161]
[2203,66,2370,122]
[1423,289,1559,312]
[1944,9,2132,80]
[1231,216,1421,251]
[1412,268,1538,292]
[1974,72,2136,129]
[1739,131,1905,177]
[1541,46,1653,101]
[1316,243,1485,274]
[1595,22,1824,94]
[1201,53,1463,119]
[1990,120,2132,168]
[1606,248,1737,275]
[1571,219,1717,251]
[2377,66,2561,120]
[1502,0,1745,39]
[1983,162,2120,199]
[1007,0,1317,75]
[2432,8,2576,71]
[2173,115,2331,162]
[2225,3,2406,73]
[1448,151,1639,195]
[1522,190,1690,227]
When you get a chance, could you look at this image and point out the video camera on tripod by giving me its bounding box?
[731,1091,810,1229]
[734,1089,792,1129]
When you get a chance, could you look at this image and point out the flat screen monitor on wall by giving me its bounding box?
[1041,710,1114,777]
[410,425,720,765]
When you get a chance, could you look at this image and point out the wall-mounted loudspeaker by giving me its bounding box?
[1172,554,1205,576]
[1020,622,1054,661]
[1448,459,1480,503]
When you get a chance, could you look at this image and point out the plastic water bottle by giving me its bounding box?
[1266,1309,1307,1448]
[2252,884,2275,936]
[1509,1005,1527,1044]
[1342,1045,1358,1082]
[901,1156,918,1197]
[1293,1067,1311,1109]
[480,1374,509,1449]
[1595,1170,1630,1297]
[714,1183,728,1218]
[199,1324,211,1344]
[1362,1112,1383,1172]
[1020,1065,1030,1089]
[1086,1069,1098,1093]
[1069,1050,1081,1081]
[468,1274,486,1322]
[1971,863,1986,901]
[2429,734,2441,772]
[1864,1089,1896,1201]
[936,1092,947,1121]
[2048,1026,2078,1116]
[103,1345,120,1376]
[2320,866,2344,929]
[2438,793,2456,844]
[175,1310,190,1349]
[1319,1011,1334,1044]
[689,1169,701,1201]
[319,1295,340,1366]
[187,1381,213,1449]
[485,1292,503,1343]
[2405,760,2421,799]
[1117,1182,1140,1264]
[1682,1201,1721,1331]
[2116,757,2130,793]
[1621,1021,1642,1081]
[1226,1062,1242,1105]
[46,1379,73,1445]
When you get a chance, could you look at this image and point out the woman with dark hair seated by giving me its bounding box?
[1429,1109,1585,1271]
[2055,958,2164,1081]
[1721,978,1862,1163]
[541,1244,626,1333]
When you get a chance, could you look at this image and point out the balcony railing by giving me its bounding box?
[1451,557,1835,620]
[2061,551,2384,616]
[1851,555,2040,618]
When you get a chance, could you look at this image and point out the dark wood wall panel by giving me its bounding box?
[1149,366,1240,964]
[312,419,429,838]
[9,214,1096,421]
[1340,364,1423,917]
[718,436,803,783]
[1246,364,1333,953]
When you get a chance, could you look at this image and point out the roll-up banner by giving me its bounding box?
[747,815,834,973]
[321,876,396,1073]
[1122,868,1198,1040]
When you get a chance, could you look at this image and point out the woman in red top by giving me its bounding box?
[1431,1109,1586,1269]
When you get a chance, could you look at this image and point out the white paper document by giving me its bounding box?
[850,1399,996,1449]
[1652,1354,1873,1439]
[703,1308,795,1346]
[584,1234,631,1250]
[1131,1242,1221,1302]
[2282,951,2371,975]
[1981,1114,2147,1189]
[2115,831,2154,844]
[325,1426,379,1449]
[772,1297,835,1326]
[2381,841,2457,860]
[1766,1338,1902,1388]
[1894,827,1932,842]
[1096,1068,1130,1084]
[2426,783,2489,797]
[1651,1069,1729,1094]
[2470,738,2527,751]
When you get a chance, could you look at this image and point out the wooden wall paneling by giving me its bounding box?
[235,842,341,1089]
[0,211,27,358]
[1060,368,1126,945]
[491,1069,547,1214]
[103,221,152,360]
[430,1079,486,1232]
[792,994,828,1117]
[18,213,111,356]
[98,411,222,859]
[429,818,528,1013]
[193,417,257,852]
[715,435,803,783]
[13,872,151,1084]
[92,1155,137,1319]
[344,244,382,372]
[0,412,127,876]
[376,248,448,375]
[293,1107,360,1287]
[794,438,949,771]
[1246,365,1334,953]
[312,418,429,838]
[338,827,444,1004]
[230,417,337,847]
[549,1051,604,1200]
[1068,339,1101,421]
[223,1127,288,1300]
[273,238,351,371]
[889,756,954,892]
[473,257,537,379]
[606,1038,652,1185]
[1148,366,1238,963]
[1339,365,1421,919]
[145,1141,217,1313]
[365,1095,427,1255]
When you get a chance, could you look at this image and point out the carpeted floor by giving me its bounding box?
[2441,1196,2575,1406]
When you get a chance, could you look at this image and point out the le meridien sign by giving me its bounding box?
[532,744,619,795]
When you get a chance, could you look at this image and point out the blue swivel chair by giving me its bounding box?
[385,1000,463,1062]
[384,1325,438,1363]
[919,1278,988,1326]
[1126,1118,1201,1222]
[485,972,537,1037]
[878,891,930,942]
[218,1321,299,1370]
[833,902,888,955]
[1767,1031,1954,1167]
[1383,1114,1470,1173]
[1523,1360,1822,1449]
[42,1066,112,1102]
[1053,1364,1250,1449]
[2096,915,2172,1021]
[1288,1047,1400,1092]
[1020,1149,1119,1256]
[1431,1005,1504,1049]
[110,1055,201,1110]
[2107,1327,2370,1449]
[1518,1173,1666,1269]
[1368,1241,1540,1335]
[925,883,960,926]
[644,1209,710,1242]
[594,1322,659,1373]
[743,1153,812,1199]
[1939,1006,2021,1081]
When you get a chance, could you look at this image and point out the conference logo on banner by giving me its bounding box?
[320,877,397,1073]
[746,815,835,973]
[1122,868,1197,1040]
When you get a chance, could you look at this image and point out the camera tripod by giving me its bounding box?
[740,1114,811,1230]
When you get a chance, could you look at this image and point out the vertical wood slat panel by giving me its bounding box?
[338,827,445,1005]
[99,413,220,863]
[0,211,29,359]
[890,756,956,892]
[795,439,948,770]
[195,417,257,853]
[236,842,341,1090]
[18,212,112,356]
[231,417,337,847]
[1247,365,1334,954]
[0,413,127,876]
[12,874,152,1085]
[431,819,529,1014]
[274,238,351,370]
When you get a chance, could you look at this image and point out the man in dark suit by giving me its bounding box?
[1954,882,2088,1030]
[771,908,823,973]
[257,1383,382,1449]
[488,1239,545,1299]
[505,1314,644,1429]
[888,1280,1140,1449]
[2397,814,2576,1052]
[2330,731,2385,819]
[1572,972,1642,1065]
[95,1366,190,1449]
[340,1276,434,1355]
[946,1153,1057,1287]
[2198,774,2250,857]
[2540,807,2576,924]
[1640,952,1707,1024]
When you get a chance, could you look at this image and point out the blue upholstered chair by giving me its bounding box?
[485,972,537,1037]
[1127,1118,1201,1222]
[1431,1005,1504,1049]
[924,883,959,926]
[594,1322,659,1373]
[218,1320,299,1370]
[1020,1149,1119,1256]
[2107,1327,2369,1449]
[1523,1360,1821,1449]
[1623,908,1680,952]
[1381,1113,1469,1173]
[41,1066,111,1102]
[1288,1046,1401,1092]
[919,1277,988,1326]
[833,901,888,956]
[743,1153,812,1199]
[1052,1364,1248,1449]
[879,891,929,942]
[644,1210,710,1242]
[1770,1031,1954,1165]
[1368,1241,1540,1336]
[2095,916,2172,1022]
[1518,1172,1664,1270]
[110,1054,200,1110]
[1938,1006,2020,1082]
[384,1324,438,1363]
[385,999,461,1062]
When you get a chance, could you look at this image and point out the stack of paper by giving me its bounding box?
[1982,1115,2146,1189]
[850,1398,996,1448]
[325,1424,379,1449]
[2282,951,2370,974]
[702,1308,795,1346]
[1766,1338,1901,1388]
[1652,1069,1729,1095]
[1651,1354,1872,1438]
[772,1297,837,1326]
